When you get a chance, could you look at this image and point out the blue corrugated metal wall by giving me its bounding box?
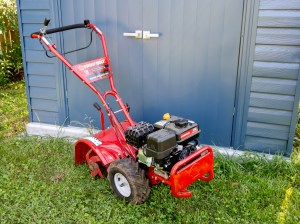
[59,0,244,147]
[17,0,300,154]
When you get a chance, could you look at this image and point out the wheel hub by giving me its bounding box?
[114,173,131,197]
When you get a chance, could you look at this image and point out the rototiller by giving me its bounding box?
[31,19,214,204]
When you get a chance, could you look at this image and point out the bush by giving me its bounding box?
[0,0,23,86]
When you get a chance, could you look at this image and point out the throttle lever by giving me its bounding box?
[40,17,51,35]
[93,102,105,130]
[93,102,101,111]
[44,18,51,26]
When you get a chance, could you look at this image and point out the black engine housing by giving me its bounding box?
[125,116,201,171]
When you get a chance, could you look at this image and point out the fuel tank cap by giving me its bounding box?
[174,119,188,128]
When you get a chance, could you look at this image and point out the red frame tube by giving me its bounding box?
[32,24,136,158]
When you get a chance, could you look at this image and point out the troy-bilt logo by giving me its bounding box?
[180,127,198,140]
[78,59,105,70]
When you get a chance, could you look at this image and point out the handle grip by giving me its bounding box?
[31,20,90,37]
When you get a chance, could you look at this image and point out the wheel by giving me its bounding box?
[108,158,150,204]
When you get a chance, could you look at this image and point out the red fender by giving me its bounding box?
[75,138,127,166]
[75,121,137,177]
[75,137,130,178]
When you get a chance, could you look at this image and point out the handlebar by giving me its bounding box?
[31,19,90,37]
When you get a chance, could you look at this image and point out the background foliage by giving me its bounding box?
[0,0,23,86]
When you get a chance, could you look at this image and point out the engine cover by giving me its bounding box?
[154,116,200,142]
[145,129,176,160]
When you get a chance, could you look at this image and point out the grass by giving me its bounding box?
[0,82,299,223]
[0,81,28,139]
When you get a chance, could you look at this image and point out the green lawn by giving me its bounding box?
[0,81,28,139]
[0,82,299,223]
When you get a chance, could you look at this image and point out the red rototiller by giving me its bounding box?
[31,19,214,203]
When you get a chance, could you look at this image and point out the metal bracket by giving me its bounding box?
[123,30,142,39]
[143,31,159,39]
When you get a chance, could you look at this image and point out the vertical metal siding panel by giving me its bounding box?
[194,0,212,143]
[84,1,97,59]
[60,0,99,127]
[168,0,185,116]
[116,0,130,106]
[141,0,244,146]
[156,0,171,117]
[232,0,260,149]
[105,0,119,86]
[51,0,71,124]
[142,0,159,123]
[205,0,225,141]
[126,0,143,121]
[188,0,243,146]
[180,0,198,119]
[216,0,244,145]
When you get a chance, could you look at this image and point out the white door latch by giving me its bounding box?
[123,30,142,39]
[143,31,159,39]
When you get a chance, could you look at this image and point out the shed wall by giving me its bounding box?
[244,0,300,154]
[17,0,300,154]
[17,0,66,124]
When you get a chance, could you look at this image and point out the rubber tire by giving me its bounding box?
[108,158,150,204]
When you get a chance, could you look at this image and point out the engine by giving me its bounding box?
[125,115,200,172]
